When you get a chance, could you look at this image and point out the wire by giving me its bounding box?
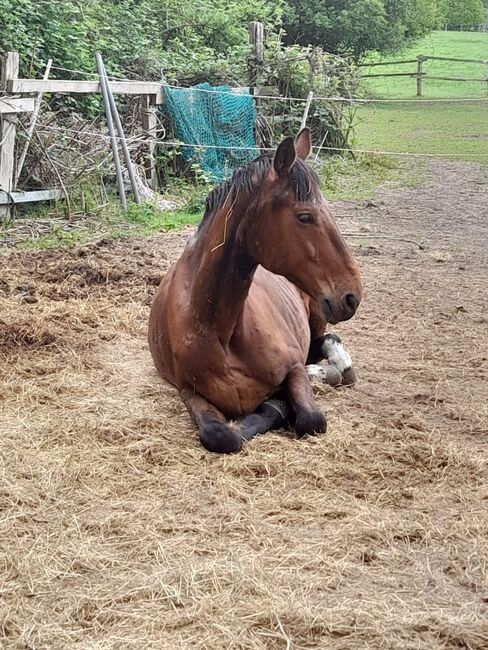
[34,123,488,159]
[34,63,488,104]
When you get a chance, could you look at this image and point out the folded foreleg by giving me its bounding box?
[307,333,357,386]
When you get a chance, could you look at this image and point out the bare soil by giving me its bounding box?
[1,159,487,649]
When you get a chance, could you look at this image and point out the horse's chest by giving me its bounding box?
[177,335,291,417]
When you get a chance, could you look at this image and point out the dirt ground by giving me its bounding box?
[1,159,487,649]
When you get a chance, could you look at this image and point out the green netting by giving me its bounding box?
[162,83,257,182]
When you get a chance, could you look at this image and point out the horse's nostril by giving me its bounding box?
[344,293,358,313]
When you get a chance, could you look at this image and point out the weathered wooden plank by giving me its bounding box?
[417,57,424,96]
[422,75,488,82]
[361,72,421,78]
[8,78,164,102]
[15,60,52,185]
[424,55,487,64]
[141,94,158,188]
[359,59,418,68]
[0,97,35,114]
[0,52,19,219]
[0,188,63,205]
[359,55,487,67]
[248,21,265,86]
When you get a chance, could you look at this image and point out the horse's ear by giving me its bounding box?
[273,136,296,178]
[295,127,312,160]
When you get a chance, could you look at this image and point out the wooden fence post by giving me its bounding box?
[248,21,265,87]
[416,56,424,97]
[0,52,19,219]
[141,94,158,188]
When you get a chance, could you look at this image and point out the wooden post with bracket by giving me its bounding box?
[0,52,20,219]
[141,93,158,188]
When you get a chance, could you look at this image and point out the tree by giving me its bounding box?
[439,0,485,25]
[283,0,439,58]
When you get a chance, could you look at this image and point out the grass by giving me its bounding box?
[354,31,488,163]
[317,153,421,200]
[12,206,203,251]
[5,154,417,251]
[362,31,488,99]
[353,101,488,162]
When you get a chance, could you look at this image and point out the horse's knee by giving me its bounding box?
[295,407,327,438]
[199,416,242,454]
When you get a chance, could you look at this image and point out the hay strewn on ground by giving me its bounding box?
[1,160,487,649]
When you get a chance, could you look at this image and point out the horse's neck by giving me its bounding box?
[190,197,255,345]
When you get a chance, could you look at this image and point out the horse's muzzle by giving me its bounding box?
[322,292,359,324]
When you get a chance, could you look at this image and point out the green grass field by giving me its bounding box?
[353,101,488,161]
[354,31,488,163]
[361,31,488,99]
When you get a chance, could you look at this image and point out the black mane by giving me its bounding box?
[198,153,320,232]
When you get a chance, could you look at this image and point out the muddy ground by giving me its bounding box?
[1,159,487,649]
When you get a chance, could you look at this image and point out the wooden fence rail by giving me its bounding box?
[359,54,488,97]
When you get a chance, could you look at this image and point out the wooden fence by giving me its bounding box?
[0,51,163,218]
[0,25,266,219]
[359,55,488,97]
[443,24,488,32]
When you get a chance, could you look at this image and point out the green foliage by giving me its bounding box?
[439,0,485,26]
[0,0,283,82]
[282,0,440,58]
[260,45,359,149]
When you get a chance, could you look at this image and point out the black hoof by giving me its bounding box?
[295,408,327,438]
[199,419,242,454]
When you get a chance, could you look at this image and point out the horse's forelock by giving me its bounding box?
[198,154,319,232]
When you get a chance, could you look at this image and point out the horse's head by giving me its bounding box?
[247,129,362,324]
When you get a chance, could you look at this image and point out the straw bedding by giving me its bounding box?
[1,159,487,649]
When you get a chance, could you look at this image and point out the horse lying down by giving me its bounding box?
[149,128,362,453]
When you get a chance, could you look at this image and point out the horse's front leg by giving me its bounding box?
[180,387,242,454]
[307,333,357,386]
[284,365,327,437]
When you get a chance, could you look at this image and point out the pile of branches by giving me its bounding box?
[11,45,359,212]
[15,96,163,212]
[256,46,359,152]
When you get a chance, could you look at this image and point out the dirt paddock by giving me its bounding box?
[1,160,487,649]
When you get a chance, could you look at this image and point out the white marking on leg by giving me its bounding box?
[306,364,342,386]
[306,364,329,381]
[321,336,352,373]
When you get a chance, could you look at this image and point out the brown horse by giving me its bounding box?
[149,129,362,453]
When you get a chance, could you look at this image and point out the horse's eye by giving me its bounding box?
[297,213,314,225]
